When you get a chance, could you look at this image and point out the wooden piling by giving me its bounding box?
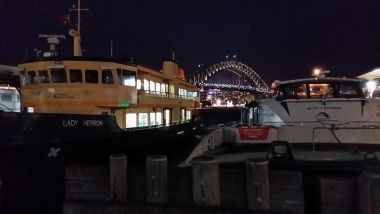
[110,154,128,201]
[246,159,270,210]
[192,156,221,206]
[146,155,168,204]
[358,163,380,214]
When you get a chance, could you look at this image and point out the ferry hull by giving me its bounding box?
[0,112,199,163]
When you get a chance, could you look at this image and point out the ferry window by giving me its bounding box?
[136,79,142,90]
[27,71,37,85]
[150,81,155,93]
[85,70,98,83]
[309,84,333,98]
[160,84,166,95]
[102,70,114,84]
[181,108,186,122]
[138,113,148,127]
[143,79,149,92]
[337,83,359,98]
[194,92,199,98]
[150,112,156,126]
[117,69,136,86]
[38,70,49,83]
[125,113,137,128]
[51,68,67,83]
[1,94,12,102]
[187,110,192,120]
[70,69,82,83]
[155,82,160,94]
[156,112,162,125]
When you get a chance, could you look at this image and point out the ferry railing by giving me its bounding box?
[122,119,194,131]
[139,90,199,101]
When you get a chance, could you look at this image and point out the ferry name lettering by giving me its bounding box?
[63,120,78,127]
[307,106,342,110]
[82,120,103,127]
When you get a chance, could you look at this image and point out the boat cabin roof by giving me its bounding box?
[276,77,362,85]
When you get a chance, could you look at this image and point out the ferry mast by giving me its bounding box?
[69,0,88,56]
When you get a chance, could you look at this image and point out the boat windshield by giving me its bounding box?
[276,81,363,100]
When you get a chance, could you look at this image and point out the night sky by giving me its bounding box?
[1,0,380,82]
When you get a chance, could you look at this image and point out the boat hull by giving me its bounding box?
[0,112,199,164]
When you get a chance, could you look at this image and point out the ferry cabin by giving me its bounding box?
[19,57,200,129]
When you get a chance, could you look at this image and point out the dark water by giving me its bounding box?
[0,107,241,214]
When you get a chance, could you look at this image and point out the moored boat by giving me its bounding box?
[0,1,201,162]
[225,69,380,147]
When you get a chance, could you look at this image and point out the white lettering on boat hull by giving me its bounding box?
[62,119,104,127]
[63,120,78,127]
[82,120,104,127]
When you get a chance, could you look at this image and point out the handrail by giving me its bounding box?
[311,125,380,152]
[122,119,193,131]
[138,90,199,101]
[258,120,380,127]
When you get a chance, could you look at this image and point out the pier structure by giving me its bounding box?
[62,149,380,214]
[58,128,380,214]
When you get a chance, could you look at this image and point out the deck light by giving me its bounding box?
[313,68,321,76]
[312,68,330,78]
[366,80,377,97]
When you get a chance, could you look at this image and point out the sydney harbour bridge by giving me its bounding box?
[187,59,273,107]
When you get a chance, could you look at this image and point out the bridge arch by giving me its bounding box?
[188,61,271,93]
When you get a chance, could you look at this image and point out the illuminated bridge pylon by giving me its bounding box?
[188,60,272,93]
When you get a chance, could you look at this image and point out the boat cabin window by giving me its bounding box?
[51,68,67,83]
[1,94,12,102]
[38,70,49,83]
[102,69,114,84]
[187,110,192,120]
[138,113,148,127]
[279,83,307,99]
[337,83,360,98]
[85,70,98,83]
[117,69,136,86]
[155,82,160,95]
[150,112,156,126]
[136,79,142,89]
[277,81,363,99]
[26,71,37,85]
[180,108,186,122]
[160,83,166,95]
[125,113,137,128]
[156,112,162,125]
[69,69,83,83]
[149,81,155,92]
[143,79,149,92]
[309,84,334,98]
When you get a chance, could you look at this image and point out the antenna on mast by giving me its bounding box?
[69,0,88,56]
